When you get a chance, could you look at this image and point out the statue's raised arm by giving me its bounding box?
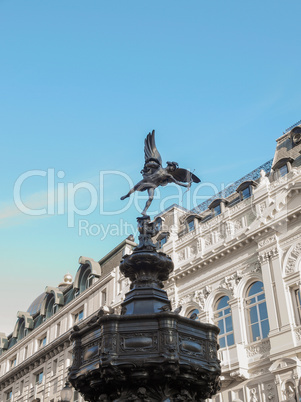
[120,130,200,216]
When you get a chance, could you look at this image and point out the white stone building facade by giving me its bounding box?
[1,121,301,401]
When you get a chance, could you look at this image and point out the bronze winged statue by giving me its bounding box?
[121,130,200,216]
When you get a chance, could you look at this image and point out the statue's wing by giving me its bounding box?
[170,168,201,183]
[144,130,162,166]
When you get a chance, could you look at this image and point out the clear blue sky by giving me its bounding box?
[1,0,301,335]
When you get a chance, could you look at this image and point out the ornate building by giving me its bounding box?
[1,121,301,401]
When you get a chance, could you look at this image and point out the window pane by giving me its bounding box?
[224,307,231,315]
[261,319,270,339]
[251,323,260,341]
[214,205,221,216]
[225,316,233,332]
[296,289,301,306]
[188,309,199,319]
[218,319,225,334]
[217,296,229,310]
[219,336,226,349]
[248,281,263,296]
[227,333,234,346]
[257,293,265,301]
[188,221,195,231]
[242,187,251,199]
[279,164,288,177]
[249,306,258,324]
[259,302,268,320]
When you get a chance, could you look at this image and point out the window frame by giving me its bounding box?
[10,356,17,369]
[6,389,12,401]
[290,286,301,326]
[38,334,47,349]
[35,369,44,385]
[272,157,294,180]
[245,281,270,342]
[74,308,84,324]
[214,295,235,349]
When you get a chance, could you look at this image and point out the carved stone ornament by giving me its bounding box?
[285,242,301,275]
[294,327,301,341]
[193,286,212,310]
[220,272,242,296]
[246,339,271,357]
[259,247,279,264]
[250,387,258,402]
[258,235,278,249]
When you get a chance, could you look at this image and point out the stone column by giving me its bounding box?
[258,236,295,355]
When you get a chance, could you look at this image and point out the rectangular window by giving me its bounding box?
[6,390,12,400]
[39,335,47,348]
[102,289,107,305]
[36,370,43,385]
[10,357,16,369]
[74,310,84,323]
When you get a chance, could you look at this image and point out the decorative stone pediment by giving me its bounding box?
[269,357,299,373]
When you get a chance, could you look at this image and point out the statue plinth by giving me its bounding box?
[68,216,221,401]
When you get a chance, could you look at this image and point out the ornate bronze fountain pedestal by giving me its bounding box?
[68,216,221,401]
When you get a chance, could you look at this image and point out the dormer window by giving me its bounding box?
[279,164,288,177]
[236,181,257,201]
[272,158,293,179]
[188,220,195,232]
[213,204,221,216]
[242,186,251,199]
[208,199,228,216]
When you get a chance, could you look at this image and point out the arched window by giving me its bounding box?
[214,296,234,348]
[187,308,199,320]
[46,296,55,319]
[79,269,92,293]
[246,281,269,342]
[17,320,25,341]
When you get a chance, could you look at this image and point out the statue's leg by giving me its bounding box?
[120,182,142,200]
[142,188,154,216]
